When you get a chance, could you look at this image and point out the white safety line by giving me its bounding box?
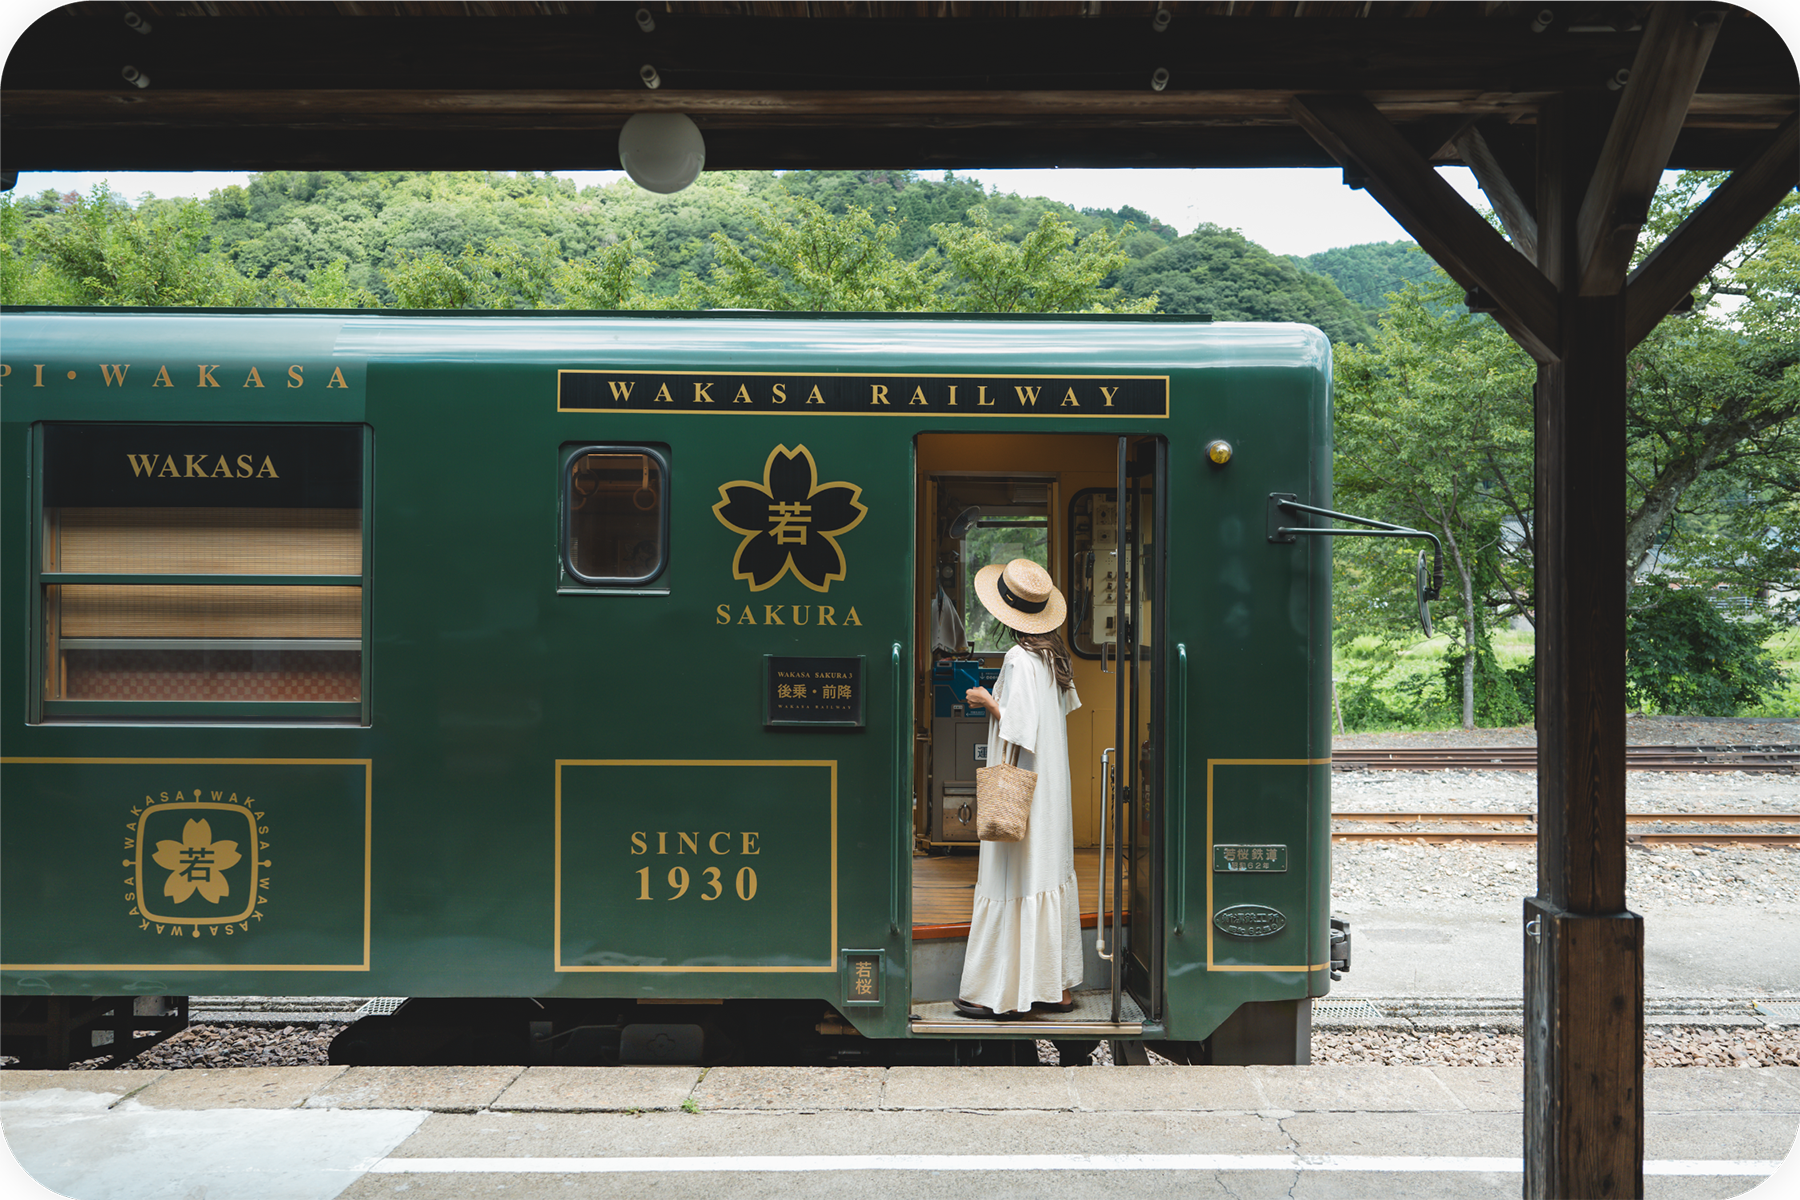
[369,1154,1785,1175]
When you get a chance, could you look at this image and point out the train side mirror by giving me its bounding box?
[1266,493,1442,638]
[1416,549,1434,638]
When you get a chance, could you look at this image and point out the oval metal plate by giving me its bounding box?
[1213,904,1287,939]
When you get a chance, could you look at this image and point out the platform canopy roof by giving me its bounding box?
[2,1,1795,175]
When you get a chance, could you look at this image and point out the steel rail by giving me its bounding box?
[1332,830,1798,846]
[1335,757,1798,766]
[1332,744,1798,772]
[1335,811,1800,825]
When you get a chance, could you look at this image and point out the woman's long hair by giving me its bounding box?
[1015,628,1075,693]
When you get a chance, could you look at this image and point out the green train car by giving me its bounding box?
[1,309,1341,1067]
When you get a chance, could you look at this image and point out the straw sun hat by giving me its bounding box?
[972,558,1067,635]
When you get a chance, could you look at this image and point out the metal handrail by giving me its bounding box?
[1096,746,1114,962]
[1173,643,1188,936]
[890,642,905,935]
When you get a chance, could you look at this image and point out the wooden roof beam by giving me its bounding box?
[1456,118,1539,261]
[7,13,1792,96]
[1405,113,1483,162]
[1290,92,1559,361]
[1624,111,1799,347]
[1575,4,1725,294]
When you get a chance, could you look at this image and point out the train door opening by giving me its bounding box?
[907,433,1164,1035]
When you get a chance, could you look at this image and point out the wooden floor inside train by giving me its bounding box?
[912,847,1121,939]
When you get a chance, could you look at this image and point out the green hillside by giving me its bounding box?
[1117,223,1373,342]
[1294,240,1440,313]
[4,168,1372,339]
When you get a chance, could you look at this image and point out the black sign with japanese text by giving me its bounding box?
[764,655,864,728]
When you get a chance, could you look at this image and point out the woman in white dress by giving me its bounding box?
[955,558,1083,1019]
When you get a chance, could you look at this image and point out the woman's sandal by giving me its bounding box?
[1031,998,1077,1013]
[953,998,1024,1020]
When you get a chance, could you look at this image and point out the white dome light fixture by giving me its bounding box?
[618,113,706,194]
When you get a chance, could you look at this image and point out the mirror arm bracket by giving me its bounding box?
[1267,493,1444,601]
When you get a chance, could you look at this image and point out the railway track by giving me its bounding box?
[1332,810,1800,846]
[1331,744,1799,772]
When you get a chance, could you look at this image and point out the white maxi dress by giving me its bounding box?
[958,644,1084,1013]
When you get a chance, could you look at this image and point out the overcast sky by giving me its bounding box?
[11,164,1484,259]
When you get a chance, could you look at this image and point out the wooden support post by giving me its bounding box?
[1288,61,1791,1200]
[1524,901,1645,1198]
[1526,94,1643,1200]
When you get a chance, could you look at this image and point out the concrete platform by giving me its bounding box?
[5,1064,1798,1199]
[1331,901,1800,1001]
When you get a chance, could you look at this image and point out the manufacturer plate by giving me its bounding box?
[1214,904,1288,938]
[1213,844,1288,873]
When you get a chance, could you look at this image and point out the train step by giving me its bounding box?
[910,988,1144,1037]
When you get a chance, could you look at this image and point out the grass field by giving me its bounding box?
[1741,626,1800,719]
[1332,625,1798,733]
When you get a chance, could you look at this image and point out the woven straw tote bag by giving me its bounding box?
[975,739,1036,842]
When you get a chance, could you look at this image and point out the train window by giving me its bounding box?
[937,477,1052,655]
[562,445,669,588]
[1067,480,1153,659]
[33,423,368,724]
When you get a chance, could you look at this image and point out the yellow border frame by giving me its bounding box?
[557,369,1170,418]
[1205,757,1332,974]
[554,758,837,973]
[0,757,372,972]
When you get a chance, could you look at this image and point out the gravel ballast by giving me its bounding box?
[1331,836,1800,910]
[1311,1025,1800,1068]
[42,1009,1800,1072]
[1334,765,1799,820]
[64,1023,345,1071]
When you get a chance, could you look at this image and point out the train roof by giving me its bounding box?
[0,307,1332,376]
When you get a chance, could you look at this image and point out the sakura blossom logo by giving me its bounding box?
[126,789,270,935]
[712,444,868,592]
[153,819,242,905]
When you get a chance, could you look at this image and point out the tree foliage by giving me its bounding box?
[1333,170,1797,718]
[681,196,1155,315]
[778,169,992,260]
[681,195,936,312]
[1625,317,1800,600]
[1625,579,1787,715]
[1624,174,1800,606]
[1112,223,1373,342]
[930,206,1154,314]
[1,169,1378,330]
[376,235,658,310]
[1332,275,1536,728]
[5,185,263,307]
[0,190,80,304]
